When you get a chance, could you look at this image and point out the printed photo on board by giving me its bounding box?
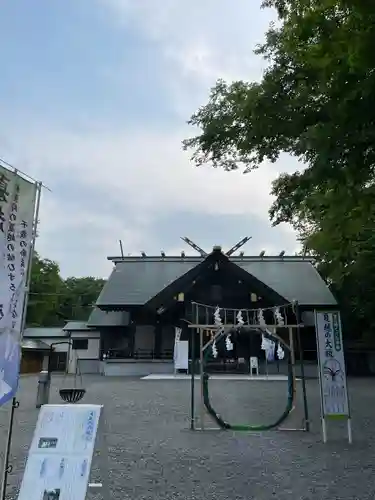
[42,489,60,500]
[38,437,58,449]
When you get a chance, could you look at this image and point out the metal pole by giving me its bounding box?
[20,182,42,337]
[119,240,124,258]
[199,327,205,430]
[0,181,42,500]
[0,399,19,500]
[295,302,310,431]
[0,158,50,191]
[288,326,296,401]
[190,303,196,430]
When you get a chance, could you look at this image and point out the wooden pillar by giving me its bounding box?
[154,322,162,359]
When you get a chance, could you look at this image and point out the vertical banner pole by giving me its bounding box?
[347,418,352,444]
[0,180,42,500]
[20,181,42,339]
[190,303,196,430]
[0,399,19,500]
[314,309,326,443]
[322,417,327,443]
[295,302,310,432]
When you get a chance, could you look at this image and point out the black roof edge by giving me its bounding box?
[106,255,316,263]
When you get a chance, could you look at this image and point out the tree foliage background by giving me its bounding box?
[27,252,106,327]
[184,0,375,343]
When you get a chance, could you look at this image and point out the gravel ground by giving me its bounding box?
[0,374,374,500]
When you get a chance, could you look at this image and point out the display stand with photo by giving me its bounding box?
[17,404,110,500]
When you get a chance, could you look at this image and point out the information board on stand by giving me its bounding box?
[17,404,104,500]
[314,310,352,443]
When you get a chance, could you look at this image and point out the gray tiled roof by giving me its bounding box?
[24,327,67,338]
[236,260,336,306]
[63,321,93,331]
[87,308,130,327]
[22,339,51,351]
[96,259,199,307]
[96,255,336,307]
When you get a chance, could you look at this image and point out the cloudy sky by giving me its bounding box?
[0,0,300,278]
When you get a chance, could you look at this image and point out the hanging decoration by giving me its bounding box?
[202,301,296,360]
[192,300,298,331]
[274,307,285,326]
[261,334,275,361]
[277,343,285,360]
[257,309,266,327]
[214,306,224,332]
[225,334,233,351]
[212,307,224,358]
[211,340,218,358]
[236,310,245,327]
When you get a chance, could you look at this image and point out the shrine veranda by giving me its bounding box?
[0,374,374,500]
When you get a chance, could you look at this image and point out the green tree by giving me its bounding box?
[59,277,106,322]
[26,254,106,327]
[183,0,375,339]
[27,252,65,326]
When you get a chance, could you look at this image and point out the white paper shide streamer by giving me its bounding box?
[0,167,37,406]
[261,334,275,361]
[236,310,244,327]
[225,334,233,352]
[274,307,285,326]
[211,340,218,358]
[277,343,285,360]
[257,309,266,327]
[213,306,223,331]
[212,306,224,358]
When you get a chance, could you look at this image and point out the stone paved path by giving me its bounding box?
[0,375,374,499]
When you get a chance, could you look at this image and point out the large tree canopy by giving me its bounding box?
[183,0,375,340]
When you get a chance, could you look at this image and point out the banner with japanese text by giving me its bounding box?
[314,310,349,418]
[0,164,37,406]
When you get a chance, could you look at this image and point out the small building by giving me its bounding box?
[62,321,101,374]
[22,324,100,375]
[22,327,69,373]
[21,338,51,374]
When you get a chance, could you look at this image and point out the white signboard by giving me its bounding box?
[18,404,102,500]
[315,311,349,418]
[174,341,189,371]
[0,165,37,406]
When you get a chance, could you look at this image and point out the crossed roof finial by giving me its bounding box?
[180,236,252,257]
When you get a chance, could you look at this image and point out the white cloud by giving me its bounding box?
[1,0,300,277]
[102,0,277,116]
[5,123,299,277]
[104,0,275,80]
[21,127,284,216]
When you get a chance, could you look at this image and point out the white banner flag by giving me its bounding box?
[0,165,37,406]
